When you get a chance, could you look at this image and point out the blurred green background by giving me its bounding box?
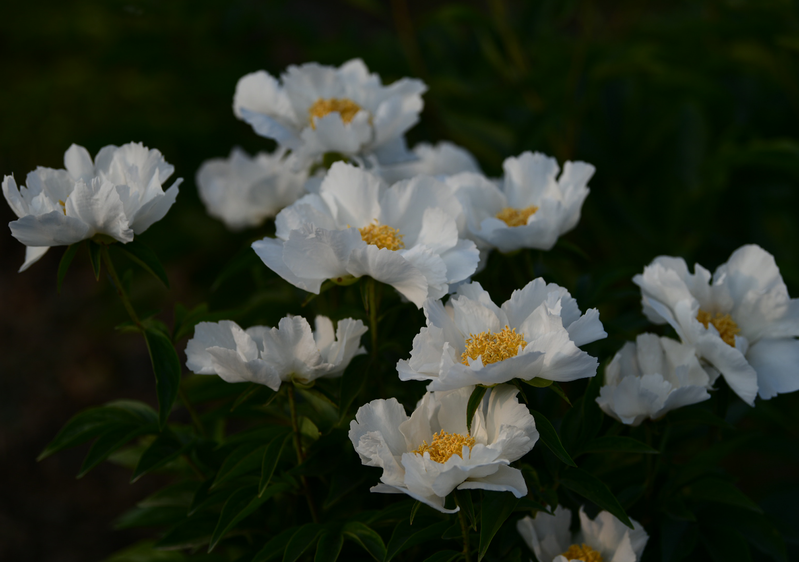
[1,1,798,560]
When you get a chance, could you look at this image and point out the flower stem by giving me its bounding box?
[287,384,319,523]
[99,244,142,331]
[365,277,381,359]
[456,500,472,562]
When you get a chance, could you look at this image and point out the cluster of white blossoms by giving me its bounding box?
[3,142,182,271]
[517,505,648,562]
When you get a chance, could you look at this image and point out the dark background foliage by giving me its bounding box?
[1,1,798,561]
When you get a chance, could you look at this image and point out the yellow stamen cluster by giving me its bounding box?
[359,221,405,251]
[461,326,527,365]
[308,97,362,128]
[561,543,604,562]
[413,431,476,464]
[696,309,740,347]
[496,205,539,227]
[58,199,67,215]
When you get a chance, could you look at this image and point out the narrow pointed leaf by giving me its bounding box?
[547,382,571,405]
[209,483,290,551]
[78,426,150,477]
[314,531,344,562]
[386,520,451,561]
[117,239,169,288]
[131,431,189,482]
[343,522,386,561]
[530,410,576,467]
[259,432,291,496]
[466,385,487,434]
[57,243,81,293]
[409,501,422,525]
[683,478,763,513]
[423,551,462,562]
[88,240,102,280]
[213,444,269,489]
[252,526,300,562]
[478,492,519,561]
[144,328,181,428]
[559,468,633,528]
[284,523,323,562]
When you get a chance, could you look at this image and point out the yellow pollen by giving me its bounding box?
[496,205,539,227]
[308,98,362,128]
[58,199,67,215]
[561,543,604,562]
[461,326,527,365]
[413,430,476,464]
[358,220,405,251]
[697,309,740,347]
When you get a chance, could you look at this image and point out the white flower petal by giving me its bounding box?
[64,144,94,182]
[19,246,50,272]
[747,338,799,400]
[517,506,573,562]
[347,244,429,307]
[456,464,527,497]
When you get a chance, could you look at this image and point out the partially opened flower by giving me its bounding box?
[448,151,593,253]
[252,162,479,307]
[349,385,538,513]
[597,334,714,426]
[234,59,426,165]
[196,147,307,230]
[517,505,648,562]
[397,279,606,391]
[633,244,799,405]
[185,315,367,391]
[3,142,181,271]
[377,141,481,184]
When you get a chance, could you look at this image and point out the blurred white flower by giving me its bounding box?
[196,147,307,230]
[3,142,181,271]
[517,505,648,562]
[597,333,714,426]
[185,315,367,390]
[377,141,481,184]
[397,279,606,391]
[349,385,538,513]
[234,59,426,165]
[633,244,799,405]
[252,162,479,308]
[448,151,593,253]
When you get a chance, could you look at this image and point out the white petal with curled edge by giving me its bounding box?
[483,385,539,461]
[9,210,92,247]
[3,175,30,217]
[349,398,410,461]
[64,178,133,243]
[456,464,527,497]
[502,151,560,209]
[251,236,325,294]
[319,318,367,376]
[186,320,250,375]
[399,245,449,301]
[19,246,50,272]
[281,225,362,285]
[319,162,384,228]
[747,338,799,399]
[517,506,573,562]
[440,239,480,286]
[130,178,182,234]
[260,316,323,382]
[347,244,429,307]
[64,144,95,183]
[579,507,647,562]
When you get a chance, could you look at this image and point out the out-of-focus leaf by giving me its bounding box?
[343,521,386,561]
[466,385,487,433]
[455,489,476,530]
[666,407,733,429]
[530,410,576,467]
[252,526,300,562]
[339,355,372,421]
[575,436,659,457]
[209,483,290,551]
[132,430,191,482]
[283,523,323,562]
[115,505,188,530]
[116,239,169,288]
[521,377,552,388]
[423,551,462,562]
[297,387,339,434]
[144,328,181,428]
[57,243,80,293]
[682,478,763,513]
[212,444,269,489]
[89,240,102,279]
[103,540,186,561]
[700,525,752,562]
[704,506,787,562]
[478,492,519,561]
[547,382,571,406]
[314,530,344,562]
[155,513,217,550]
[79,425,150,477]
[259,432,291,496]
[385,519,451,561]
[559,468,633,529]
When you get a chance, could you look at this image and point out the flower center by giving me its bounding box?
[697,309,740,347]
[496,205,539,227]
[413,430,476,464]
[359,220,405,251]
[461,326,527,365]
[561,544,604,562]
[308,97,362,128]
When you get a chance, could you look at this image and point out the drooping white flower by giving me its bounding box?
[377,141,481,184]
[597,334,714,426]
[397,279,607,391]
[3,142,182,271]
[196,147,307,230]
[633,244,799,405]
[447,151,593,253]
[349,385,538,513]
[517,505,648,562]
[234,59,426,165]
[185,315,367,390]
[252,162,479,308]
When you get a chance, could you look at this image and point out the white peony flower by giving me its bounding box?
[517,505,648,562]
[185,315,367,391]
[596,334,714,426]
[196,147,307,230]
[397,279,607,391]
[3,142,182,271]
[251,162,480,308]
[233,59,426,165]
[349,385,538,513]
[633,244,799,405]
[447,151,593,253]
[377,141,481,184]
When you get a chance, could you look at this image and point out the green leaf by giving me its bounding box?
[423,551,462,562]
[89,240,102,280]
[682,478,763,513]
[521,377,553,388]
[79,425,149,477]
[131,430,190,482]
[455,489,476,530]
[260,433,291,496]
[478,492,519,561]
[283,523,324,562]
[116,239,169,288]
[385,520,451,561]
[209,483,290,551]
[343,522,386,561]
[575,436,659,457]
[530,410,576,467]
[297,387,339,434]
[115,505,188,529]
[338,354,372,421]
[253,527,300,562]
[410,501,422,525]
[144,328,181,428]
[547,382,571,406]
[102,539,186,561]
[57,243,81,293]
[700,525,752,562]
[580,373,604,442]
[466,386,488,434]
[213,444,269,489]
[155,513,217,550]
[231,383,275,412]
[314,531,344,562]
[559,468,633,529]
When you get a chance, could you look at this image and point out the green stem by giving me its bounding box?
[287,385,319,523]
[456,500,472,562]
[100,244,142,330]
[366,278,381,360]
